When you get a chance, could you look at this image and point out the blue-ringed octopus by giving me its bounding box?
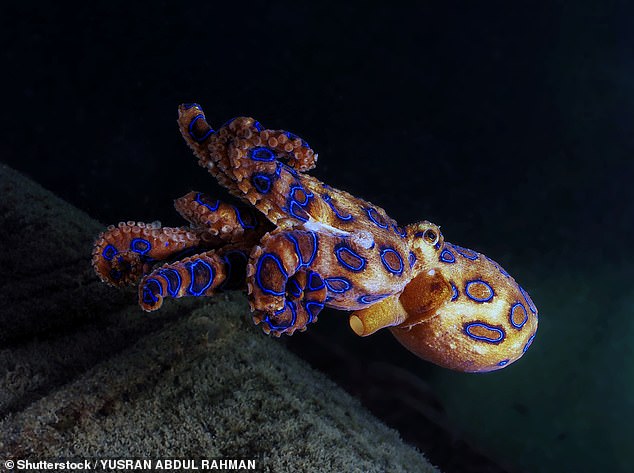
[92,104,538,373]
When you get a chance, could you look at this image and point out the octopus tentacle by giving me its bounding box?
[246,229,326,336]
[138,248,246,311]
[174,191,270,244]
[222,122,318,205]
[92,221,208,287]
[177,103,215,162]
[248,127,318,172]
[177,103,318,208]
[177,104,243,198]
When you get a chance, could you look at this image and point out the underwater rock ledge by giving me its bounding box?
[0,164,438,472]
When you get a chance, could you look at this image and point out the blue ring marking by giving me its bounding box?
[440,248,455,263]
[464,322,505,343]
[188,114,214,142]
[195,193,220,212]
[249,146,276,162]
[414,231,425,238]
[252,173,272,194]
[321,194,353,221]
[366,207,389,229]
[408,251,417,268]
[286,232,317,271]
[290,185,311,205]
[267,300,297,330]
[498,359,510,366]
[305,232,318,266]
[285,232,318,270]
[182,103,200,110]
[465,280,495,302]
[233,206,257,230]
[253,121,263,132]
[291,189,309,207]
[287,185,314,222]
[324,277,352,293]
[335,245,366,272]
[523,333,536,353]
[158,268,182,298]
[289,200,309,222]
[131,238,151,255]
[392,224,407,238]
[380,248,404,276]
[510,302,528,329]
[109,269,122,281]
[452,244,478,260]
[255,253,288,297]
[304,301,323,324]
[519,285,538,314]
[186,260,214,296]
[307,271,325,291]
[286,234,303,271]
[288,278,303,298]
[141,278,163,305]
[102,244,118,261]
[450,282,459,301]
[358,294,389,304]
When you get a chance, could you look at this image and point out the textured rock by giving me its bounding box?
[0,164,438,472]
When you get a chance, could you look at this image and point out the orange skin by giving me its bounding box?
[92,104,537,373]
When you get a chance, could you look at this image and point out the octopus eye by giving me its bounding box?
[423,229,439,245]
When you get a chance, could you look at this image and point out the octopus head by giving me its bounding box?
[348,221,537,372]
[391,223,538,372]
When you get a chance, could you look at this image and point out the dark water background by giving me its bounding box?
[2,3,633,472]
